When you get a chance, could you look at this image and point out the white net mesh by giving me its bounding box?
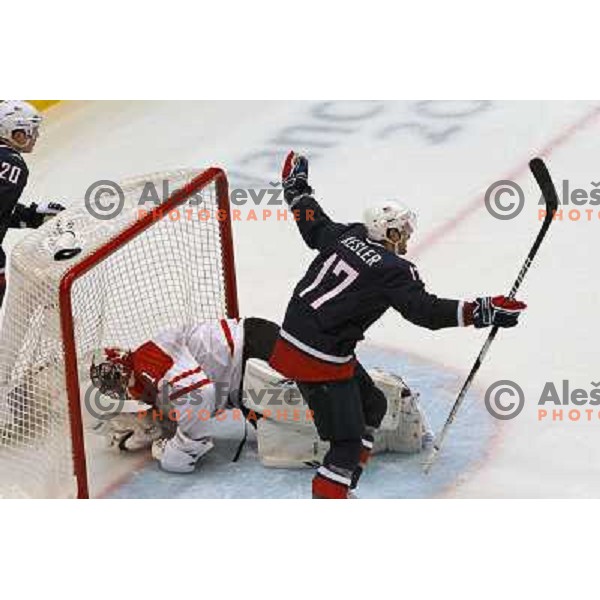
[0,168,236,498]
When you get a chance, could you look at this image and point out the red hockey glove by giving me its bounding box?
[281,151,312,207]
[464,295,527,329]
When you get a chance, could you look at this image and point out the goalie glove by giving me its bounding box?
[465,295,527,329]
[90,412,165,451]
[281,151,313,208]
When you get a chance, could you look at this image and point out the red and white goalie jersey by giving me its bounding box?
[91,317,281,473]
[126,318,245,408]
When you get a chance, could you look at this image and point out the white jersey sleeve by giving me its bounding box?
[128,336,214,406]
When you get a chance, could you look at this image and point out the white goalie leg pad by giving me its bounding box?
[242,359,432,465]
[256,418,329,468]
[88,400,165,451]
[368,369,429,454]
[242,359,311,422]
[243,359,327,467]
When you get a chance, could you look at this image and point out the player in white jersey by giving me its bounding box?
[90,317,280,473]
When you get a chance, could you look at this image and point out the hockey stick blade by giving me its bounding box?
[529,158,560,215]
[423,158,559,474]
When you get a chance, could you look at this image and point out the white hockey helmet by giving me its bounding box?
[363,200,417,244]
[0,100,42,150]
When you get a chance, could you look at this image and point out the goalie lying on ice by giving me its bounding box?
[89,317,433,476]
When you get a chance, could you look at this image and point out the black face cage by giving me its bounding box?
[89,361,130,400]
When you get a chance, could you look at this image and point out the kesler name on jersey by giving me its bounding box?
[339,235,383,267]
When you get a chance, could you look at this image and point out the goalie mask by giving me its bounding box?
[90,348,133,400]
[363,201,417,256]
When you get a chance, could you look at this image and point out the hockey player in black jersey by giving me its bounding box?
[0,101,65,307]
[269,151,527,499]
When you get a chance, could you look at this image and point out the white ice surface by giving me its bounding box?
[3,100,599,498]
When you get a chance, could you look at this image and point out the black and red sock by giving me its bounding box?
[312,464,353,499]
[350,435,374,490]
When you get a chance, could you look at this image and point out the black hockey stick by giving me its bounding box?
[423,158,559,473]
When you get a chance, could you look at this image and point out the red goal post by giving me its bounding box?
[0,167,238,498]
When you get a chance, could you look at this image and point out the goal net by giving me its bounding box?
[0,168,238,498]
